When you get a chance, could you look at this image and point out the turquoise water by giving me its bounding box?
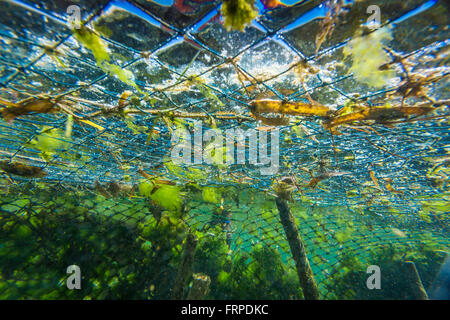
[0,0,448,300]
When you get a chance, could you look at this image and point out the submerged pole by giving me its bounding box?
[276,197,320,300]
[172,233,198,300]
[402,261,429,300]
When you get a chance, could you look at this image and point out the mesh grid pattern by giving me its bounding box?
[0,0,448,299]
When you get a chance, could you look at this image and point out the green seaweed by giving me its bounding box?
[221,0,259,32]
[28,127,70,161]
[202,186,222,204]
[0,186,307,300]
[73,26,142,92]
[139,180,184,215]
[343,26,395,88]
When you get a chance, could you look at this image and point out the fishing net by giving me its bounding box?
[0,0,448,299]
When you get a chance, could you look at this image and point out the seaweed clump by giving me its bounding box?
[0,186,304,300]
[139,180,185,216]
[343,26,395,88]
[193,239,303,299]
[221,0,259,31]
[73,26,141,92]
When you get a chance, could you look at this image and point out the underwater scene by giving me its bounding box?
[0,0,449,301]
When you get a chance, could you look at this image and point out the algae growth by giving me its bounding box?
[0,0,448,302]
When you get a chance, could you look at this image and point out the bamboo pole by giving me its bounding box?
[187,273,211,300]
[172,233,198,300]
[276,197,320,300]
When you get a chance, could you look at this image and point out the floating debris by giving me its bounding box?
[249,99,331,117]
[0,160,47,178]
[0,0,448,302]
[0,97,58,122]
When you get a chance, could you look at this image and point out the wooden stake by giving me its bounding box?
[276,197,320,300]
[402,261,429,300]
[172,233,198,300]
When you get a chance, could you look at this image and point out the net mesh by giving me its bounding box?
[0,0,448,299]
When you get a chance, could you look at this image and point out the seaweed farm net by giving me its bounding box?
[0,0,449,299]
